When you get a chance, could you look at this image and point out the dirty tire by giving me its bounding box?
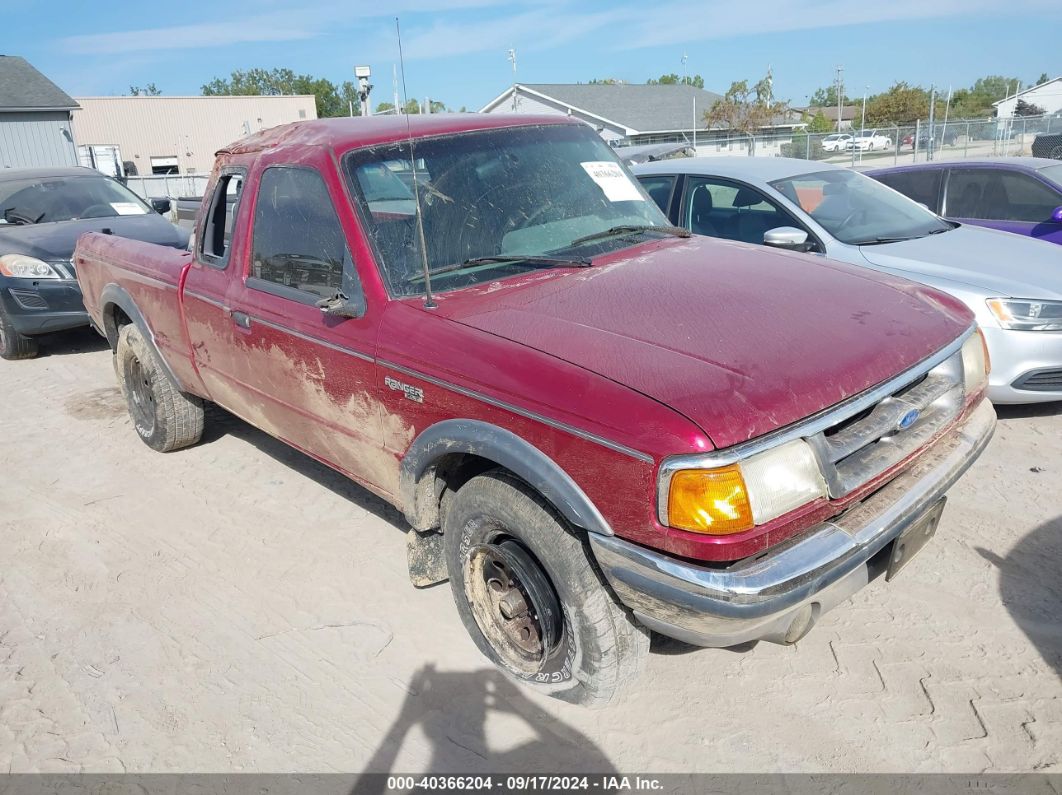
[115,323,204,452]
[0,304,39,360]
[444,471,649,707]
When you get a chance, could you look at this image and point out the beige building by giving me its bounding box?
[71,95,318,176]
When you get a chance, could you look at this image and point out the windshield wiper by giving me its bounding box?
[416,254,592,280]
[568,224,690,248]
[852,236,917,245]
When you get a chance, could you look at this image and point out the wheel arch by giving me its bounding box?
[99,283,184,392]
[400,419,614,538]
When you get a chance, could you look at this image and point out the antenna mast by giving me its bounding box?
[396,18,436,309]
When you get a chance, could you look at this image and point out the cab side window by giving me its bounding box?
[200,172,244,265]
[249,167,358,304]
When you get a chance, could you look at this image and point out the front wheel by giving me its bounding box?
[115,323,204,452]
[0,303,39,360]
[444,471,649,707]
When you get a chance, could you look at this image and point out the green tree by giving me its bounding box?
[648,73,705,88]
[1036,72,1049,86]
[129,83,161,96]
[201,68,359,118]
[588,78,625,85]
[375,102,396,114]
[704,73,789,136]
[809,84,850,107]
[804,110,833,133]
[864,82,929,125]
[1015,99,1046,117]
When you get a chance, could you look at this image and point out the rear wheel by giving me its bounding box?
[115,323,204,452]
[444,471,649,706]
[0,303,39,360]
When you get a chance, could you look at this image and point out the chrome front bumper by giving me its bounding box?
[590,399,996,648]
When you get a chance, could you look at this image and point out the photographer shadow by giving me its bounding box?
[976,515,1062,677]
[352,664,616,793]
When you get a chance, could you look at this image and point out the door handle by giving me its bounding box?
[230,310,251,329]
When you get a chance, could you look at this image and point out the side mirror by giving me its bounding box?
[316,289,366,319]
[151,197,172,214]
[764,226,811,251]
[1051,206,1062,223]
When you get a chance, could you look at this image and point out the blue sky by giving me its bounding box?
[7,0,1060,110]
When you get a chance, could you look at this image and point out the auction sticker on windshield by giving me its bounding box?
[110,202,146,215]
[581,161,644,202]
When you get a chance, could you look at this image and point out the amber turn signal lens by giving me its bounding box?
[668,466,754,535]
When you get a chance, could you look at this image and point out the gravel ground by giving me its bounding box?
[1,328,1059,774]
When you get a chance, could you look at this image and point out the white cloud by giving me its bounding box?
[58,0,513,55]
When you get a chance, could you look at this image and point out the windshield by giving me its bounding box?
[770,168,952,245]
[343,124,669,296]
[0,174,151,225]
[1038,164,1062,191]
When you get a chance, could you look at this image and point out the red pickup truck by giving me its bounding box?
[75,114,995,705]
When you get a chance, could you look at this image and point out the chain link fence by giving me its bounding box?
[687,114,1062,167]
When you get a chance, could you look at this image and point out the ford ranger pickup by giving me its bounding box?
[74,115,995,705]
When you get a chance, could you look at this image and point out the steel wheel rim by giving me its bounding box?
[126,354,156,434]
[466,537,563,675]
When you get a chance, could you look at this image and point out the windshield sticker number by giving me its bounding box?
[580,162,644,203]
[110,202,145,215]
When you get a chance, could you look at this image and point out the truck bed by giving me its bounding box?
[75,232,203,396]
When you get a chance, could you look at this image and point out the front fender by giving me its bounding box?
[400,419,614,537]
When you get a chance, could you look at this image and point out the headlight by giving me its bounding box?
[0,254,62,279]
[665,440,827,535]
[961,329,990,395]
[986,298,1062,332]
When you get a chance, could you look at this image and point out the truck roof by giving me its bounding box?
[218,113,582,157]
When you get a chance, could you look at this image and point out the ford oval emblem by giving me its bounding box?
[897,409,920,431]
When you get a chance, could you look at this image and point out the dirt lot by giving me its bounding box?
[1,329,1060,775]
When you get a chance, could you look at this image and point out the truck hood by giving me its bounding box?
[435,236,972,449]
[0,215,188,262]
[857,223,1062,299]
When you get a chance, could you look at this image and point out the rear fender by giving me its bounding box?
[99,283,184,392]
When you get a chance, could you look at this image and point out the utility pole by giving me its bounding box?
[927,85,936,161]
[682,52,688,86]
[507,48,518,111]
[835,65,844,134]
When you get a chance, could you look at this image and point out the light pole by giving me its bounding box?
[507,49,518,111]
[355,65,372,116]
[856,85,868,164]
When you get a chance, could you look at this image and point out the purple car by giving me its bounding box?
[867,158,1062,245]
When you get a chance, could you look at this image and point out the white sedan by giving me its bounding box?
[820,133,852,152]
[845,129,893,151]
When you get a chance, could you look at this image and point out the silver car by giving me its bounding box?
[633,157,1062,404]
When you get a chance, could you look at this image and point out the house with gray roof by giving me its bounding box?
[1,55,80,169]
[480,82,805,150]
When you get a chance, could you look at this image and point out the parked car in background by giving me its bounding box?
[901,129,959,150]
[868,159,1062,246]
[73,115,994,704]
[846,129,893,151]
[633,157,1062,403]
[0,167,187,360]
[1032,133,1062,160]
[821,133,852,152]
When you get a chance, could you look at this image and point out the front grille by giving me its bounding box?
[1014,369,1062,392]
[8,289,48,310]
[806,350,965,498]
